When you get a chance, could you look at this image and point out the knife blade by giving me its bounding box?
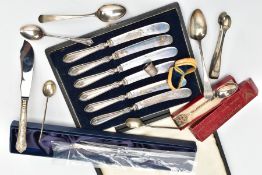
[85,79,187,112]
[79,61,175,101]
[74,47,178,88]
[63,22,170,63]
[90,88,192,126]
[68,34,173,76]
[16,40,34,153]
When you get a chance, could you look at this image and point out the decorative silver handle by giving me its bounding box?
[39,14,94,23]
[90,107,132,125]
[46,34,93,46]
[79,81,124,101]
[74,68,118,88]
[85,95,126,112]
[209,28,226,79]
[198,41,214,99]
[16,97,28,153]
[63,42,109,63]
[68,56,112,76]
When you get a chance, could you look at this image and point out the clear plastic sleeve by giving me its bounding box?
[51,141,196,172]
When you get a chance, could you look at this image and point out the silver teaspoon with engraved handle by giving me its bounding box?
[90,88,192,126]
[63,22,170,63]
[68,35,173,76]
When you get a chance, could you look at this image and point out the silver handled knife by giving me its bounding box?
[16,40,34,153]
[79,61,175,101]
[68,34,173,76]
[90,88,192,126]
[63,22,170,63]
[85,79,187,112]
[74,47,178,88]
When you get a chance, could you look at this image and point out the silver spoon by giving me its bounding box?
[125,118,178,129]
[20,25,93,46]
[209,12,231,79]
[189,9,213,99]
[39,80,56,142]
[38,4,126,23]
[174,82,238,127]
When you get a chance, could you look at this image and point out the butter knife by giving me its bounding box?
[74,47,178,88]
[16,41,34,153]
[85,79,187,112]
[90,88,192,126]
[68,34,173,76]
[63,22,170,63]
[79,61,175,101]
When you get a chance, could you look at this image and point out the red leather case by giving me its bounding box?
[171,75,258,141]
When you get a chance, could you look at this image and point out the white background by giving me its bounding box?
[0,0,262,174]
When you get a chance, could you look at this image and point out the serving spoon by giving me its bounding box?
[125,118,178,129]
[38,4,126,23]
[189,9,213,99]
[39,80,56,142]
[209,12,231,79]
[20,25,93,46]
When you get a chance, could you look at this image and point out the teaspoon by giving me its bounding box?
[38,4,126,23]
[125,118,178,129]
[209,12,231,79]
[39,80,56,142]
[189,9,213,99]
[20,25,93,46]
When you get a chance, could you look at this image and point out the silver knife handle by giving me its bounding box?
[85,95,126,112]
[74,68,118,88]
[79,80,125,101]
[68,56,113,76]
[63,42,109,63]
[90,107,132,125]
[209,28,226,79]
[16,97,28,153]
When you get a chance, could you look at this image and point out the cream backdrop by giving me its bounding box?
[0,0,262,175]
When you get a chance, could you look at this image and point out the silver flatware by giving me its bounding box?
[209,12,231,79]
[125,118,178,129]
[174,82,238,127]
[90,88,192,125]
[74,47,178,88]
[85,79,187,112]
[20,25,93,46]
[39,4,126,23]
[63,22,170,63]
[68,34,173,76]
[79,61,175,101]
[39,80,56,142]
[16,40,34,153]
[189,9,213,99]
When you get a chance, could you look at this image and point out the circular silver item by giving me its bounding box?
[143,62,158,77]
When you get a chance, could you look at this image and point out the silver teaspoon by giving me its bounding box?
[189,9,213,99]
[209,12,231,79]
[38,4,126,23]
[20,25,93,46]
[39,80,56,142]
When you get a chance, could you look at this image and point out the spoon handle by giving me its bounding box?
[38,13,95,23]
[209,28,226,79]
[39,97,49,142]
[198,41,214,99]
[45,34,94,46]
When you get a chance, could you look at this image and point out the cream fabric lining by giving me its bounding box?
[103,104,228,175]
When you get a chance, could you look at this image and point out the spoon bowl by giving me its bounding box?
[95,4,126,22]
[43,80,56,97]
[20,25,44,40]
[219,12,231,31]
[189,9,207,40]
[215,82,238,98]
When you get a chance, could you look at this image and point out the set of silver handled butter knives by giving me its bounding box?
[61,22,192,125]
